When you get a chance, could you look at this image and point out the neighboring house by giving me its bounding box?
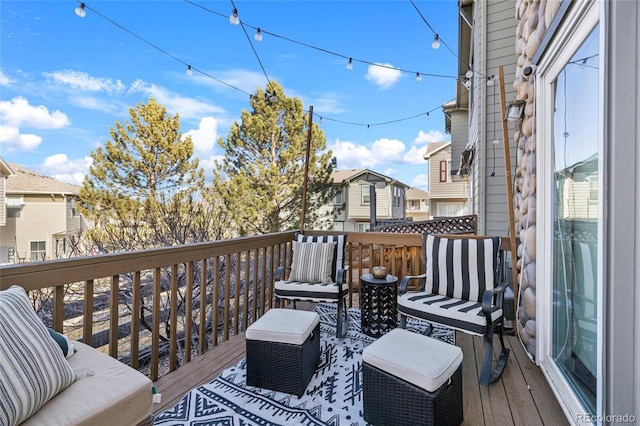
[423,142,469,218]
[461,0,639,422]
[327,169,409,232]
[0,158,16,228]
[404,187,430,221]
[448,0,519,238]
[0,163,89,263]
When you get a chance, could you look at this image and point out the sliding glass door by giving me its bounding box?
[551,24,600,415]
[537,1,602,420]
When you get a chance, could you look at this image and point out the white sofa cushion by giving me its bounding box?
[0,286,78,426]
[363,328,463,392]
[22,341,153,426]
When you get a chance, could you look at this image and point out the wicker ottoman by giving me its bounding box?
[245,309,320,397]
[362,328,463,426]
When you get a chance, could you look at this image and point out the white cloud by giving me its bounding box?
[365,63,402,89]
[371,138,405,160]
[0,70,15,86]
[414,129,447,145]
[0,96,71,128]
[42,154,92,186]
[130,80,226,121]
[0,97,70,152]
[184,117,218,153]
[411,174,429,190]
[308,92,346,115]
[329,138,378,169]
[43,70,126,94]
[68,95,128,115]
[0,125,42,151]
[403,145,429,165]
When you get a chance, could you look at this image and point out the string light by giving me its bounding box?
[254,28,263,41]
[487,75,496,86]
[465,68,474,79]
[463,78,472,90]
[75,2,86,17]
[432,34,440,50]
[186,65,193,76]
[416,72,422,82]
[229,8,239,25]
[75,1,481,130]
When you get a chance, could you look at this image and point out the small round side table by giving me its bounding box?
[360,274,398,338]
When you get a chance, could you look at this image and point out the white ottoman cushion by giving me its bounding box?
[363,328,463,392]
[246,309,319,345]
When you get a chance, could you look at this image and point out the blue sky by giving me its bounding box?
[1,1,459,190]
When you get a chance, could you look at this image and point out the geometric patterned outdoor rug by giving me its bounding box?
[153,303,454,426]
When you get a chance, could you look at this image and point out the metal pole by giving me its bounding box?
[300,105,313,233]
[498,66,520,307]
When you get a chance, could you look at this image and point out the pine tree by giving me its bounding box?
[213,81,337,235]
[79,97,207,250]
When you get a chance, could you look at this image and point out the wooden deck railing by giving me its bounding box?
[0,230,424,381]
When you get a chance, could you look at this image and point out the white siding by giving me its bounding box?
[13,195,66,261]
[0,178,5,226]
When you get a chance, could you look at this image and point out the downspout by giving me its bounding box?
[479,0,487,236]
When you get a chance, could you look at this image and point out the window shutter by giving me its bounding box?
[439,160,447,182]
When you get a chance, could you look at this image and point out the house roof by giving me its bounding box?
[0,157,15,177]
[405,187,429,200]
[5,163,81,195]
[331,169,410,188]
[423,141,451,160]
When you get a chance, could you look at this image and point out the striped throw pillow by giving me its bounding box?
[288,241,336,284]
[0,286,78,426]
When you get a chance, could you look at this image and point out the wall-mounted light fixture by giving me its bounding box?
[505,100,526,122]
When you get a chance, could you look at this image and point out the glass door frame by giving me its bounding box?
[536,0,604,422]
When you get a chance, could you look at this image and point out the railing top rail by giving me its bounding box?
[0,231,297,291]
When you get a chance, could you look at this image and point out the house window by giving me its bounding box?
[6,196,23,218]
[357,222,370,232]
[439,160,448,182]
[333,188,343,205]
[361,185,370,204]
[30,241,46,261]
[332,222,344,231]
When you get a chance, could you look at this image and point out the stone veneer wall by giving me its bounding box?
[512,0,563,359]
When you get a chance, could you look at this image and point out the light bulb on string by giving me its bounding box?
[426,112,430,120]
[346,58,353,70]
[254,28,263,42]
[186,65,193,76]
[75,3,86,17]
[229,9,239,25]
[416,72,422,82]
[487,75,496,86]
[465,68,474,79]
[463,78,472,90]
[432,34,440,50]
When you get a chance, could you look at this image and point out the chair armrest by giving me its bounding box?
[398,274,427,295]
[481,281,509,317]
[336,267,348,285]
[275,266,291,281]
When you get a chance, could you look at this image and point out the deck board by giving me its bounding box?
[153,312,568,425]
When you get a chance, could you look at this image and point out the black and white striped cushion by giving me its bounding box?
[295,233,346,282]
[0,286,78,425]
[424,235,501,303]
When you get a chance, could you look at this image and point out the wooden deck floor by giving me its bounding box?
[153,311,568,425]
